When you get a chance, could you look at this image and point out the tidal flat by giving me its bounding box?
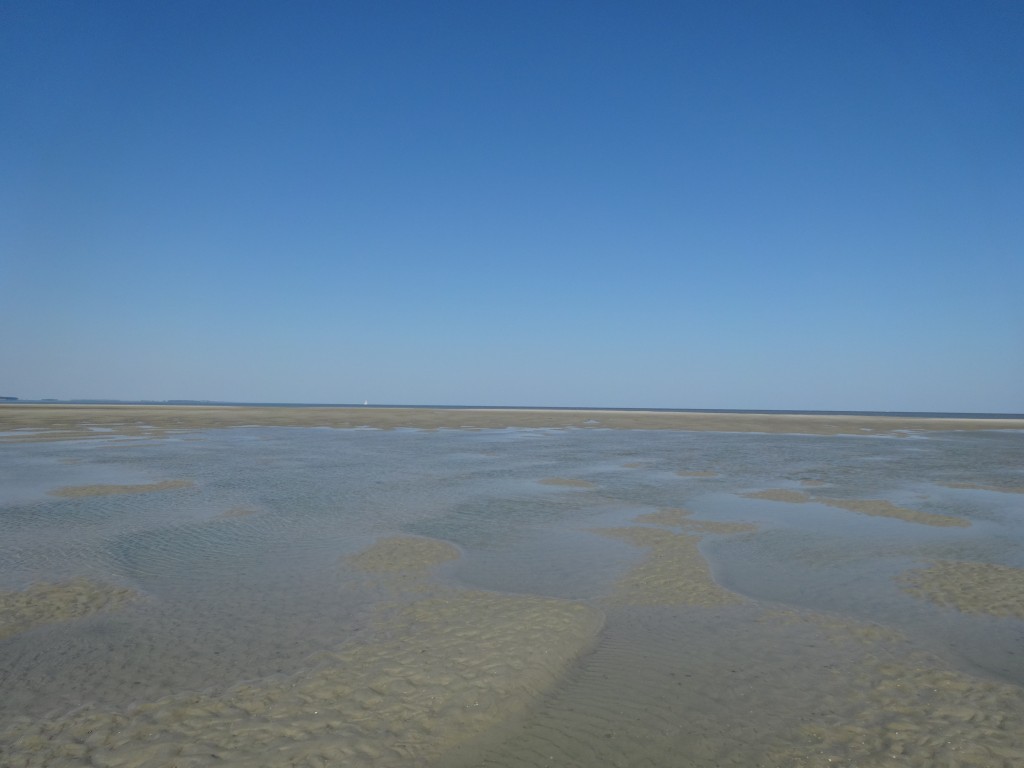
[1,406,1024,766]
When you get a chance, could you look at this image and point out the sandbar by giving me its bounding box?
[539,477,596,488]
[51,479,194,498]
[941,482,1024,494]
[634,507,757,535]
[2,404,1023,441]
[594,506,751,606]
[743,489,969,527]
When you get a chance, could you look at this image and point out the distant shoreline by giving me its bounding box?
[3,400,1022,420]
[2,403,1023,441]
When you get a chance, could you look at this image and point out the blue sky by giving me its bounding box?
[2,1,1022,411]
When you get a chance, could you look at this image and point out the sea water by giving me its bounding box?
[2,426,1024,766]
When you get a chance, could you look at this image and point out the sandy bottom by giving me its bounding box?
[942,482,1024,494]
[3,422,1024,767]
[218,506,261,518]
[633,506,758,536]
[0,580,137,641]
[759,612,1024,766]
[452,526,1024,768]
[743,488,969,527]
[0,537,602,768]
[901,561,1024,620]
[458,608,1024,768]
[345,535,460,574]
[593,508,755,607]
[51,480,194,498]
[537,477,595,488]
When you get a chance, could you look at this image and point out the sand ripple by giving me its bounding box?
[634,507,757,535]
[595,526,745,607]
[900,560,1024,620]
[743,489,969,527]
[0,537,602,768]
[346,535,460,574]
[763,614,1024,767]
[0,580,137,640]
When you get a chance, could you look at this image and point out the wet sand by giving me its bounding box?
[2,403,1023,441]
[3,417,1023,767]
[758,611,1024,767]
[743,488,970,527]
[0,537,602,767]
[51,480,194,498]
[596,526,742,606]
[594,505,755,607]
[902,561,1024,620]
[0,580,137,640]
[538,477,595,488]
[456,510,1024,768]
[942,482,1024,494]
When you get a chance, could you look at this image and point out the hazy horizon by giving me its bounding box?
[4,397,1023,419]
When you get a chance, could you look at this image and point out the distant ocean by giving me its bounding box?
[11,399,1024,420]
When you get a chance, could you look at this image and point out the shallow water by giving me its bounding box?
[2,426,1024,766]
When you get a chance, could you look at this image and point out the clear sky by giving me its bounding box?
[2,1,1022,412]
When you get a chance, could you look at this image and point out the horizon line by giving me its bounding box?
[3,399,1023,420]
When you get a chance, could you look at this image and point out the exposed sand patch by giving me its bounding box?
[0,537,603,767]
[761,611,1024,767]
[742,489,969,527]
[0,580,137,640]
[595,527,744,607]
[3,403,1022,441]
[744,488,813,503]
[800,478,828,487]
[593,507,755,607]
[538,477,595,488]
[677,470,717,478]
[822,498,969,527]
[634,507,757,535]
[900,561,1024,620]
[621,462,645,468]
[51,479,194,498]
[346,535,460,574]
[942,481,1024,494]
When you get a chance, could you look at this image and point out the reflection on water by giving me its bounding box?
[1,426,1024,765]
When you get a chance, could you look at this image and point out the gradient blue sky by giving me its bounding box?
[2,1,1022,411]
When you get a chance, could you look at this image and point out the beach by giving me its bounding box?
[2,403,1023,441]
[2,405,1024,766]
